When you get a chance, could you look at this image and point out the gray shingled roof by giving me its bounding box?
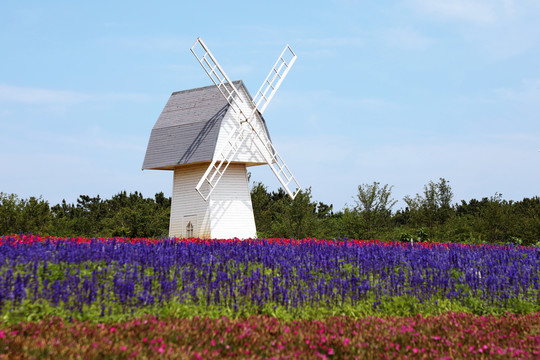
[142,81,267,170]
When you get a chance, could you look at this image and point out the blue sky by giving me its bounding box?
[1,0,539,211]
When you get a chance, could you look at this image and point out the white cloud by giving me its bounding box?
[0,109,12,118]
[409,0,499,24]
[301,36,365,48]
[407,0,540,29]
[0,83,90,105]
[86,126,147,153]
[293,36,365,58]
[103,36,193,52]
[267,89,399,135]
[228,64,255,78]
[0,83,148,108]
[495,78,540,103]
[405,0,540,59]
[273,89,397,112]
[382,27,432,50]
[2,120,147,156]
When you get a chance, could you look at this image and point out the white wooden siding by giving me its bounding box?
[169,163,256,239]
[169,165,211,238]
[209,163,257,239]
[213,87,273,165]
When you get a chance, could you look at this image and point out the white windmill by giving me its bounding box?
[142,37,301,239]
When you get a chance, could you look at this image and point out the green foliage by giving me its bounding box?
[350,182,397,240]
[252,183,329,239]
[0,193,51,235]
[1,178,540,245]
[250,178,539,245]
[0,191,170,238]
[403,178,454,241]
[0,193,23,235]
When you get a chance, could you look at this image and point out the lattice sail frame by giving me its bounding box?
[191,37,301,201]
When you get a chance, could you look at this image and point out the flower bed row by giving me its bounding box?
[2,234,527,248]
[1,313,540,359]
[0,235,539,322]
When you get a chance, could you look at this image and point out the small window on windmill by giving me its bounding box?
[186,221,194,238]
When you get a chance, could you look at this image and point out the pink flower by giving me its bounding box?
[328,348,334,355]
[211,339,216,346]
[344,338,350,346]
[121,346,127,351]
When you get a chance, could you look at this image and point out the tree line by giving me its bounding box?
[0,191,170,238]
[1,178,539,245]
[252,179,540,246]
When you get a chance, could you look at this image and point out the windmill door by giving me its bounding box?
[183,215,197,238]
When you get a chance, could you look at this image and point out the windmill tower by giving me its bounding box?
[142,38,301,239]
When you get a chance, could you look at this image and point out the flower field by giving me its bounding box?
[0,235,539,358]
[1,313,540,359]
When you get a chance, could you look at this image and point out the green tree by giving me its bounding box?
[0,193,23,234]
[334,208,364,240]
[354,182,397,239]
[479,193,514,244]
[50,199,81,236]
[20,196,51,234]
[250,184,325,239]
[102,191,170,238]
[270,187,319,239]
[403,178,454,241]
[250,182,274,237]
[511,197,540,246]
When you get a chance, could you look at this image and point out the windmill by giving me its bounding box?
[142,37,301,239]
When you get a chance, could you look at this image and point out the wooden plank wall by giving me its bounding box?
[169,163,257,239]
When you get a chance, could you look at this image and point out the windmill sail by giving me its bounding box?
[253,44,297,114]
[191,37,301,201]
